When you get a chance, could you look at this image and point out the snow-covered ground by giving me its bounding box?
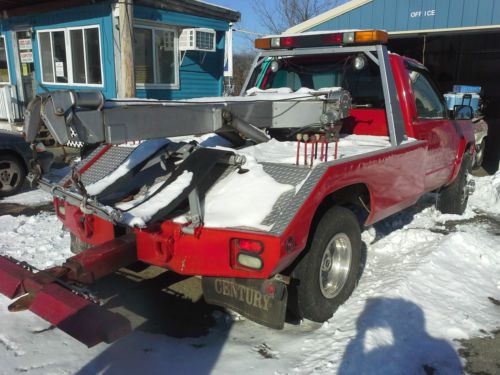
[0,172,499,374]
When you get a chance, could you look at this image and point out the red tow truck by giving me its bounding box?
[0,30,475,346]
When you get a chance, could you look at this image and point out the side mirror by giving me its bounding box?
[454,105,474,120]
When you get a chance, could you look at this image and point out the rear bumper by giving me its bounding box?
[57,200,294,279]
[134,222,289,279]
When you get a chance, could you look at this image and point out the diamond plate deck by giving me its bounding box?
[261,163,328,235]
[58,146,134,187]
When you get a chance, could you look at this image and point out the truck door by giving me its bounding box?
[406,66,458,191]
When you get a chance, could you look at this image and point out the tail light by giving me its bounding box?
[230,239,264,271]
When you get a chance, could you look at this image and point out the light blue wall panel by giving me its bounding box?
[477,0,494,25]
[433,0,450,28]
[371,0,385,29]
[420,0,436,29]
[447,0,464,28]
[360,4,374,29]
[395,0,410,30]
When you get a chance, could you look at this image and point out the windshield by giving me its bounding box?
[247,54,385,108]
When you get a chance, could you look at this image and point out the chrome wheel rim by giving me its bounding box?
[319,233,352,299]
[0,159,22,193]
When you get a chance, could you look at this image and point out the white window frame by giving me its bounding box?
[0,35,11,85]
[134,23,179,90]
[37,25,104,87]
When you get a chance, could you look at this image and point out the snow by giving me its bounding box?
[179,157,293,231]
[118,170,194,228]
[1,172,499,374]
[104,86,340,107]
[0,189,52,206]
[470,170,500,214]
[237,135,392,165]
[109,134,391,229]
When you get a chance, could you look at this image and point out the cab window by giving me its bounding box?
[408,69,446,119]
[258,54,385,108]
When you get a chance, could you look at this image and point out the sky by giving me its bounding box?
[206,0,349,52]
[207,0,271,52]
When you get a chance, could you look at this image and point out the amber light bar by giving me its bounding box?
[255,30,388,50]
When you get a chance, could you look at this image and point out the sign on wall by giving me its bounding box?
[18,38,32,50]
[410,9,436,18]
[20,51,33,63]
[55,61,65,77]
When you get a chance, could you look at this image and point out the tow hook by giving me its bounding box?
[465,179,476,195]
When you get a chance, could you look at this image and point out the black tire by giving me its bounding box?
[436,152,471,215]
[293,206,361,322]
[472,139,485,170]
[0,154,26,197]
[70,233,93,254]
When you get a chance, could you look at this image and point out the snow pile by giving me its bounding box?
[470,170,500,214]
[0,212,71,269]
[0,189,52,206]
[191,158,293,230]
[244,86,343,100]
[238,135,391,165]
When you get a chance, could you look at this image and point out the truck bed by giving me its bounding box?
[43,134,406,235]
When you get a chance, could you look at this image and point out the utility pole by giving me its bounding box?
[118,0,135,97]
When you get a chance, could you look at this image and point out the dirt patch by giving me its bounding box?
[0,203,53,216]
[92,266,221,338]
[459,330,500,375]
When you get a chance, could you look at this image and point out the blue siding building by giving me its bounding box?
[0,0,239,123]
[287,0,500,34]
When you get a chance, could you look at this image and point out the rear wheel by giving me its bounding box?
[0,154,26,197]
[436,152,471,215]
[293,206,361,322]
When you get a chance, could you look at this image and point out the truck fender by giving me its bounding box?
[310,183,372,236]
[445,139,474,187]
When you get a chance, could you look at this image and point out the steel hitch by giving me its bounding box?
[0,234,137,347]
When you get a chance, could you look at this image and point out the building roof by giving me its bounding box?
[0,0,240,22]
[286,0,371,34]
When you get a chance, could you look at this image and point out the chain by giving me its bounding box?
[4,255,101,305]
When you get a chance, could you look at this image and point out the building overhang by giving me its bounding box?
[0,0,240,23]
[388,25,500,38]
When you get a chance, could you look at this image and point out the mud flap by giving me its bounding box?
[202,277,288,329]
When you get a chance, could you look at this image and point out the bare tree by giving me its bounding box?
[228,53,256,95]
[254,0,341,34]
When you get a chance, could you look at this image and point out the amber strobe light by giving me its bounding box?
[255,30,388,49]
